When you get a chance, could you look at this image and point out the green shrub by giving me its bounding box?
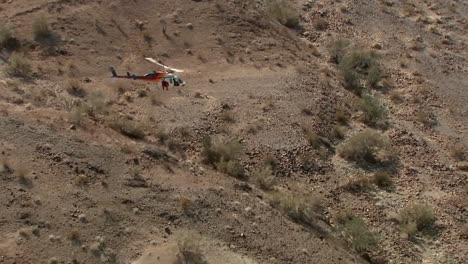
[327,38,350,64]
[359,93,387,126]
[398,203,436,237]
[339,216,378,253]
[5,52,32,77]
[338,129,393,163]
[32,16,52,41]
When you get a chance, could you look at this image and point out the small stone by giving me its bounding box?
[215,208,222,214]
[244,207,252,212]
[186,23,194,30]
[78,214,87,223]
[132,208,140,214]
[69,124,76,130]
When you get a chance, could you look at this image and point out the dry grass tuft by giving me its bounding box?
[268,186,322,227]
[390,90,404,103]
[359,93,387,127]
[314,17,329,30]
[178,196,194,215]
[345,174,373,192]
[268,0,301,29]
[15,166,30,184]
[5,52,32,77]
[335,109,350,125]
[109,116,145,139]
[175,234,208,264]
[333,125,347,139]
[66,79,86,97]
[327,38,350,64]
[338,129,394,164]
[373,171,393,189]
[201,136,246,179]
[0,26,20,51]
[32,16,53,41]
[398,203,436,238]
[416,110,437,127]
[337,214,378,253]
[450,144,466,161]
[253,166,277,191]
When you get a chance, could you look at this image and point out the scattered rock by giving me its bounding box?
[186,23,193,30]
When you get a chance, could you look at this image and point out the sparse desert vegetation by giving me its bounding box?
[336,214,378,253]
[268,0,301,29]
[5,52,32,77]
[32,16,53,41]
[108,115,146,139]
[398,203,436,238]
[201,136,246,179]
[0,0,466,263]
[338,129,394,164]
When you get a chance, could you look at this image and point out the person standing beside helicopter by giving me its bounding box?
[161,79,169,91]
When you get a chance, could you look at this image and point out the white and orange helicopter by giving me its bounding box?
[110,58,186,88]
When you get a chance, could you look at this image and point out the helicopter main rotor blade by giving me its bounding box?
[145,57,184,73]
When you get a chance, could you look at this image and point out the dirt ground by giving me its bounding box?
[0,0,467,263]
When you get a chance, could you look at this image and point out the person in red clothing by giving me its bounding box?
[161,79,169,91]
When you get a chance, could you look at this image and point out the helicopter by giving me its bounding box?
[110,58,186,87]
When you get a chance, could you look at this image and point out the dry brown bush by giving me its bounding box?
[0,26,20,51]
[338,215,378,253]
[175,234,208,264]
[253,166,277,191]
[338,129,394,164]
[359,93,387,127]
[5,52,32,77]
[268,0,301,29]
[201,137,246,179]
[450,144,466,161]
[335,109,350,125]
[268,186,322,227]
[327,38,350,64]
[32,16,53,41]
[373,171,393,189]
[398,203,436,237]
[109,116,145,139]
[66,79,86,98]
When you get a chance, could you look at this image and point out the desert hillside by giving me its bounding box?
[0,0,467,264]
